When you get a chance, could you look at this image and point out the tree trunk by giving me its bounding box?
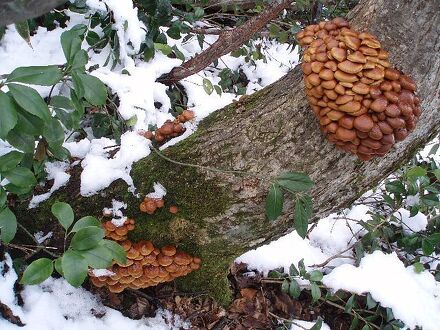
[0,0,66,26]
[14,0,440,305]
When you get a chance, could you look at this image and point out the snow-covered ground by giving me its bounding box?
[0,1,439,329]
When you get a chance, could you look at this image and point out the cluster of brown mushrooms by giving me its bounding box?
[90,218,201,293]
[139,197,165,214]
[296,17,421,160]
[140,110,195,143]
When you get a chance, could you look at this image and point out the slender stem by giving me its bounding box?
[268,311,309,330]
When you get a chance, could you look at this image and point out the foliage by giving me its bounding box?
[20,201,126,287]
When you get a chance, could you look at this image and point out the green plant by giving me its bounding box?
[20,201,126,287]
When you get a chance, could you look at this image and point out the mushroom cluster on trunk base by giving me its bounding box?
[90,218,201,293]
[296,17,421,161]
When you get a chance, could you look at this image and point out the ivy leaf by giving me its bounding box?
[310,317,323,330]
[7,66,63,86]
[0,207,17,243]
[51,202,74,231]
[266,183,283,221]
[100,239,127,264]
[0,91,18,139]
[71,216,101,233]
[276,172,314,192]
[8,83,50,121]
[20,258,53,285]
[294,195,313,238]
[0,151,24,173]
[70,226,105,250]
[202,78,214,95]
[62,250,88,287]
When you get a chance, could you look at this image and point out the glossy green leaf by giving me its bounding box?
[61,30,82,63]
[266,183,283,221]
[288,279,301,299]
[0,207,17,243]
[100,239,127,264]
[71,216,101,233]
[310,282,321,302]
[0,188,6,207]
[20,258,53,285]
[78,244,113,269]
[310,317,323,330]
[3,167,36,188]
[7,66,63,86]
[0,91,18,139]
[43,118,65,147]
[289,263,299,276]
[8,83,50,120]
[51,202,74,231]
[0,151,24,173]
[54,257,63,276]
[72,72,107,106]
[294,195,313,238]
[281,279,289,293]
[308,270,323,282]
[70,226,104,250]
[71,50,88,71]
[14,21,32,47]
[202,78,214,95]
[62,250,88,287]
[6,128,35,153]
[15,106,44,136]
[277,172,314,192]
[407,166,427,178]
[345,294,355,313]
[154,42,173,55]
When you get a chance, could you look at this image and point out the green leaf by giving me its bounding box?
[422,239,434,255]
[413,262,424,273]
[345,294,355,313]
[310,317,323,330]
[6,128,35,154]
[0,207,17,243]
[8,83,50,120]
[43,118,65,147]
[310,282,321,302]
[7,66,63,86]
[51,202,74,231]
[62,249,88,287]
[71,216,101,233]
[276,172,314,192]
[0,91,18,139]
[202,78,214,95]
[78,245,113,269]
[288,279,301,299]
[366,293,377,309]
[48,144,70,161]
[15,21,32,48]
[266,183,283,221]
[407,166,427,178]
[20,258,53,285]
[15,106,44,136]
[361,325,372,330]
[71,50,88,71]
[349,317,359,330]
[421,193,439,207]
[0,188,6,207]
[281,279,289,293]
[70,226,105,250]
[294,195,313,238]
[0,151,24,173]
[61,30,82,64]
[72,72,107,106]
[100,239,127,264]
[54,257,63,276]
[154,43,173,55]
[3,167,36,188]
[432,169,440,181]
[308,270,323,282]
[289,263,299,276]
[386,180,405,194]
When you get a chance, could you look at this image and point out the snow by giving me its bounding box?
[91,269,115,277]
[392,208,428,235]
[33,231,53,244]
[28,161,71,208]
[146,182,167,199]
[0,254,189,330]
[322,251,440,330]
[290,319,331,330]
[79,131,150,196]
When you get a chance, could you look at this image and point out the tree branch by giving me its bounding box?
[158,0,293,84]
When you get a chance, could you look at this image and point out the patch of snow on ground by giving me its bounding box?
[322,251,440,330]
[290,319,330,330]
[392,208,428,235]
[28,161,71,208]
[0,254,190,330]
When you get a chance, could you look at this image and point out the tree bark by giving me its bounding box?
[0,0,66,26]
[13,0,440,305]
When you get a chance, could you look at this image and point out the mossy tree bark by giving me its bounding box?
[13,0,440,305]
